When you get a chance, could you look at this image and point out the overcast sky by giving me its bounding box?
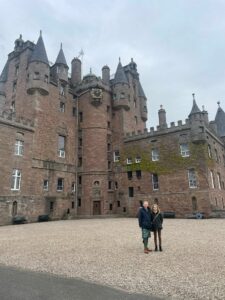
[1,0,225,127]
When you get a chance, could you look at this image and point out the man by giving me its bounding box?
[138,200,152,254]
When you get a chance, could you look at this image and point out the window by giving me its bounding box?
[78,157,82,167]
[43,180,49,191]
[109,203,113,211]
[135,116,138,124]
[108,161,111,169]
[71,182,76,192]
[152,173,159,190]
[134,99,136,108]
[15,66,19,76]
[57,178,64,191]
[192,197,198,211]
[58,135,65,158]
[113,150,120,162]
[136,170,142,179]
[94,181,100,186]
[107,121,111,128]
[107,105,110,113]
[11,101,15,112]
[34,72,40,80]
[60,85,65,96]
[50,201,54,211]
[108,181,112,190]
[12,201,18,216]
[210,171,215,189]
[73,107,76,116]
[59,102,65,112]
[13,81,17,93]
[11,169,21,190]
[120,92,125,99]
[129,187,134,197]
[15,140,24,156]
[126,157,132,164]
[208,145,212,158]
[217,173,221,190]
[113,94,117,100]
[78,176,82,185]
[117,201,121,207]
[215,149,219,162]
[123,207,127,212]
[79,112,83,122]
[72,201,75,209]
[79,138,83,147]
[115,181,118,189]
[107,143,111,151]
[135,156,141,163]
[127,171,132,180]
[180,143,190,157]
[44,75,49,83]
[152,148,159,161]
[188,169,197,188]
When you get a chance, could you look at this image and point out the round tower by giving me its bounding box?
[27,31,50,96]
[71,58,81,86]
[102,65,110,85]
[158,105,167,127]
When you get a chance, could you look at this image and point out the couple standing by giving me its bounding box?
[138,201,163,254]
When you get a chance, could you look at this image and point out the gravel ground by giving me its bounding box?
[0,218,224,300]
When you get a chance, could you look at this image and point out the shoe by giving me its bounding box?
[159,246,163,252]
[155,246,158,251]
[144,249,149,254]
[147,248,152,252]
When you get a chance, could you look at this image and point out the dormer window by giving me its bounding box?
[34,72,40,80]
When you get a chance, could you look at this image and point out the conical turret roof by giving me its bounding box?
[189,94,201,116]
[215,103,225,137]
[114,59,128,85]
[138,81,146,98]
[55,44,68,67]
[0,61,9,82]
[30,31,49,65]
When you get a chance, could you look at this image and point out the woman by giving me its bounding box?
[151,204,163,251]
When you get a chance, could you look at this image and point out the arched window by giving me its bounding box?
[12,201,18,216]
[93,181,100,186]
[192,197,198,211]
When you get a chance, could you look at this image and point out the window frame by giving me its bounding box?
[11,169,21,191]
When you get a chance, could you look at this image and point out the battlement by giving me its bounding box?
[0,113,35,130]
[124,119,191,141]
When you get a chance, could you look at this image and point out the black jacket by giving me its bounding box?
[151,211,163,230]
[138,207,152,230]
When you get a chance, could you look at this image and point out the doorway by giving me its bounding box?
[93,201,101,215]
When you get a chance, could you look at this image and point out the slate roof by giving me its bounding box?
[0,61,9,82]
[114,60,128,85]
[30,32,49,65]
[189,99,201,116]
[138,81,146,98]
[55,44,68,66]
[215,106,225,137]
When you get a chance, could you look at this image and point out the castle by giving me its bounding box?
[0,32,225,225]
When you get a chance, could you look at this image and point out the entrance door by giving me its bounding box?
[93,201,101,215]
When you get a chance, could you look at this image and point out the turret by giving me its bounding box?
[138,80,148,122]
[112,58,130,111]
[27,31,50,96]
[158,105,167,128]
[102,65,110,85]
[189,94,206,142]
[14,34,24,52]
[51,43,68,83]
[215,102,225,138]
[188,93,203,123]
[0,61,9,113]
[71,58,81,86]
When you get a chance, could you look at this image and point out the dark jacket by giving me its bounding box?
[138,207,152,230]
[151,211,163,230]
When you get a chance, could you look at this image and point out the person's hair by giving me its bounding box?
[152,203,160,213]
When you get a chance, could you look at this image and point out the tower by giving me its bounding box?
[51,43,68,83]
[27,31,50,96]
[102,65,110,85]
[71,58,81,86]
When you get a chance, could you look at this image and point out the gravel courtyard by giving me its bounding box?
[0,218,224,299]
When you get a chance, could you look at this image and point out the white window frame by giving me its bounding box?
[57,178,64,191]
[180,143,190,157]
[135,156,141,163]
[43,179,49,191]
[113,151,120,162]
[15,139,24,156]
[217,173,221,190]
[59,102,65,112]
[188,169,197,188]
[152,173,159,190]
[126,157,132,165]
[71,182,76,192]
[152,148,159,161]
[58,135,65,158]
[11,169,21,191]
[210,171,215,189]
